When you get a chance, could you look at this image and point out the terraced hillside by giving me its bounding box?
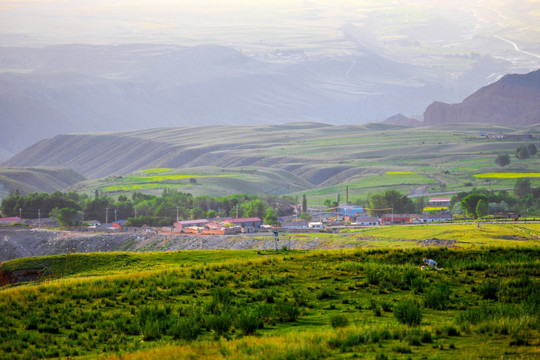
[3,122,539,199]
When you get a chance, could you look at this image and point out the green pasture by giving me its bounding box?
[1,238,539,359]
[342,223,540,248]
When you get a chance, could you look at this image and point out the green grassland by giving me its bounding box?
[1,224,539,359]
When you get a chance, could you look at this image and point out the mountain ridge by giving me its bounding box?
[424,69,540,126]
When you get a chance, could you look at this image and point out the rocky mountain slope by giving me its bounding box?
[424,69,540,126]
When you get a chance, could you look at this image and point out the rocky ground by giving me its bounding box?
[0,228,346,264]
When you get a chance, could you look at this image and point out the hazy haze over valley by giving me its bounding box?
[1,0,540,161]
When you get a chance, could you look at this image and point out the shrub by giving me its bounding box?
[421,330,433,343]
[316,287,334,300]
[170,315,202,341]
[141,319,161,341]
[236,310,262,335]
[392,344,412,354]
[477,279,500,300]
[423,283,452,310]
[275,300,300,322]
[394,299,423,326]
[207,312,234,337]
[329,314,349,329]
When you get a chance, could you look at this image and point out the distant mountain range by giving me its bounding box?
[424,69,540,126]
[0,42,516,161]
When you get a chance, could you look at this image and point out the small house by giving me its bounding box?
[174,219,209,232]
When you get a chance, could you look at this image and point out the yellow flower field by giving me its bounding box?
[474,172,540,179]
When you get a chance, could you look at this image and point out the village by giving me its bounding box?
[0,197,454,235]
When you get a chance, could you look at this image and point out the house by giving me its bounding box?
[282,221,309,229]
[174,219,209,232]
[86,220,101,228]
[428,197,451,207]
[224,217,262,233]
[112,220,127,229]
[308,221,323,229]
[415,213,453,223]
[352,217,381,226]
[337,205,365,217]
[203,219,242,235]
[381,214,415,224]
[0,216,22,225]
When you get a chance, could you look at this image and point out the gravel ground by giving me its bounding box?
[0,228,350,263]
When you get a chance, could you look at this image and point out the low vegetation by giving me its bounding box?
[1,238,539,359]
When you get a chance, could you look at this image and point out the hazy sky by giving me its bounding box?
[1,1,539,59]
[0,1,368,45]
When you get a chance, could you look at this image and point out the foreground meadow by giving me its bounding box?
[0,229,539,359]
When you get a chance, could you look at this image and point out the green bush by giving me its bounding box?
[423,283,452,310]
[329,314,349,329]
[236,310,262,335]
[275,300,300,322]
[477,279,500,300]
[207,312,234,337]
[394,299,423,326]
[170,315,202,341]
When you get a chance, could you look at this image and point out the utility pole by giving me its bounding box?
[236,204,239,218]
[19,207,22,219]
[105,207,109,225]
[114,209,117,222]
[38,209,41,229]
[176,207,179,222]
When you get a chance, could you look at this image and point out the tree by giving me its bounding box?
[515,145,530,160]
[368,190,414,216]
[514,178,532,198]
[84,196,113,223]
[495,154,510,167]
[240,199,266,219]
[302,194,308,214]
[475,199,489,219]
[299,212,313,221]
[460,194,488,219]
[264,207,278,225]
[190,208,205,220]
[57,208,82,227]
[527,143,538,156]
[414,197,426,214]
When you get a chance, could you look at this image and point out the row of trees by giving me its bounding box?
[451,178,539,219]
[0,189,298,227]
[359,178,539,219]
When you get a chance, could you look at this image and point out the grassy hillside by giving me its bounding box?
[0,167,86,198]
[1,233,539,359]
[3,123,540,201]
